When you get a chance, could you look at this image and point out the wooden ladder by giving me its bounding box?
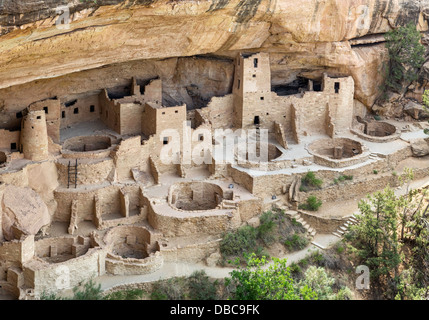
[67,159,78,189]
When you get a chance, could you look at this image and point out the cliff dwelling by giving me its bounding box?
[1,0,429,302]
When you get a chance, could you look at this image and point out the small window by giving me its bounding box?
[10,143,17,150]
[238,79,241,89]
[90,105,95,113]
[252,74,256,78]
[260,97,264,100]
[74,108,79,114]
[266,113,269,115]
[254,58,258,68]
[43,107,48,114]
[175,110,178,114]
[62,111,65,118]
[163,137,169,145]
[16,112,23,119]
[334,82,340,94]
[254,116,260,125]
[198,134,204,141]
[36,116,41,120]
[162,112,166,115]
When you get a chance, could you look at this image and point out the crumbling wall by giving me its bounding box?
[112,136,143,181]
[197,95,234,129]
[99,90,121,133]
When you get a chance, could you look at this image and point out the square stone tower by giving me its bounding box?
[232,52,272,129]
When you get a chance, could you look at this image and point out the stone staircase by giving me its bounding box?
[284,210,317,240]
[332,216,358,238]
[221,199,238,209]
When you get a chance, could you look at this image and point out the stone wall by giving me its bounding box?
[0,129,20,151]
[61,94,100,129]
[29,98,61,144]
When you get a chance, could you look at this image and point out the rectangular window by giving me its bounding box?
[74,108,79,114]
[36,116,41,120]
[16,112,23,119]
[254,58,258,68]
[334,82,340,94]
[260,97,264,100]
[238,79,240,90]
[43,106,48,114]
[10,143,17,150]
[62,111,65,118]
[90,105,95,113]
[175,110,178,113]
[163,137,169,145]
[162,112,166,115]
[198,134,204,141]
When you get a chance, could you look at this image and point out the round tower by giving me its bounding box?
[20,110,49,161]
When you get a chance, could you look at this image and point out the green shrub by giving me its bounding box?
[298,258,309,267]
[105,289,144,300]
[188,270,218,300]
[289,262,302,275]
[220,225,258,258]
[336,245,345,254]
[151,278,187,300]
[310,251,325,265]
[284,233,309,251]
[299,195,322,211]
[291,217,302,227]
[301,172,323,191]
[72,278,103,300]
[258,211,276,245]
[373,169,378,174]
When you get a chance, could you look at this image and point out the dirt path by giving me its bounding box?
[95,244,321,292]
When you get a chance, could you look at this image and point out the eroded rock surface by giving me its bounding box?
[0,0,428,108]
[1,185,50,240]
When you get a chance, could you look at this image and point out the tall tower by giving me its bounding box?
[20,110,49,161]
[233,52,272,129]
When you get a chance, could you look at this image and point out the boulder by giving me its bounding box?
[404,100,429,120]
[206,251,221,268]
[410,138,429,157]
[1,185,50,241]
[247,217,260,228]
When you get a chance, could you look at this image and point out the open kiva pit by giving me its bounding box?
[308,137,369,168]
[63,135,112,152]
[351,120,399,143]
[168,181,231,211]
[103,226,162,275]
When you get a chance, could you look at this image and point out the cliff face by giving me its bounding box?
[0,0,428,109]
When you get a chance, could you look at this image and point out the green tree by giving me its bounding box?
[421,90,429,135]
[226,254,317,300]
[345,187,402,292]
[381,22,425,95]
